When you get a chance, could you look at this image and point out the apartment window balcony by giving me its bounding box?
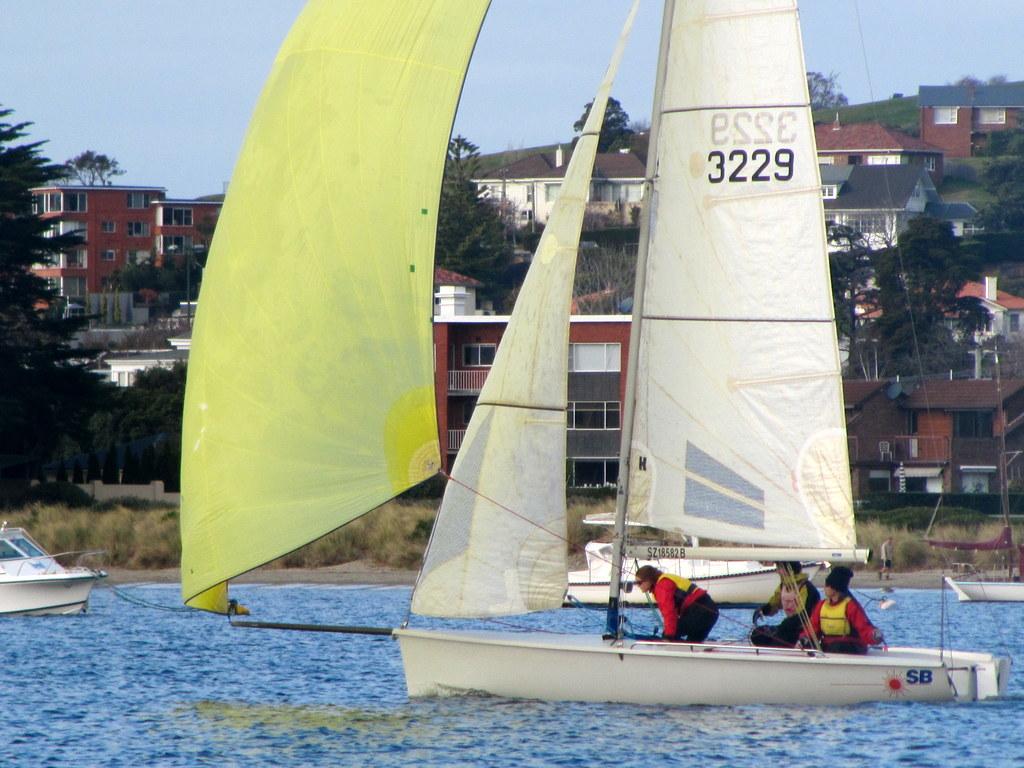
[448,429,466,452]
[448,369,489,394]
[891,434,950,463]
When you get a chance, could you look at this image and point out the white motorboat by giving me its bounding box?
[566,541,820,606]
[179,0,1010,705]
[0,526,106,616]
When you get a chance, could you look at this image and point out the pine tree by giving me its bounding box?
[121,448,140,484]
[0,107,105,466]
[101,445,118,484]
[86,452,101,482]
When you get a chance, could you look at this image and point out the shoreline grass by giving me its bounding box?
[4,499,1020,575]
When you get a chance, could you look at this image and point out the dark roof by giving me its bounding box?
[924,201,977,221]
[918,82,1024,107]
[822,165,930,211]
[843,380,888,408]
[901,379,1024,409]
[479,149,644,181]
[815,122,942,153]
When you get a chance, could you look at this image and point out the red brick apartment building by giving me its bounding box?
[31,184,221,309]
[434,315,630,486]
[918,83,1024,158]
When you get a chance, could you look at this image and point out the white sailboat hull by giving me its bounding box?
[567,563,820,606]
[945,576,1024,602]
[396,628,1009,705]
[0,571,103,616]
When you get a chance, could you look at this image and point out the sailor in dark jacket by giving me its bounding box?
[750,561,820,648]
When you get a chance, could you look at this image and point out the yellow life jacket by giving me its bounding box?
[658,573,696,592]
[657,573,706,613]
[819,596,853,637]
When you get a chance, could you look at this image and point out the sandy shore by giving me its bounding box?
[103,563,949,590]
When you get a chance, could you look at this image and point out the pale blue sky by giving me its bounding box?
[3,1,1022,198]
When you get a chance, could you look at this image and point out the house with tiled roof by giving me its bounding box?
[844,377,1024,495]
[814,120,945,184]
[821,164,976,248]
[434,267,489,317]
[919,82,1024,157]
[474,146,644,227]
[958,276,1024,339]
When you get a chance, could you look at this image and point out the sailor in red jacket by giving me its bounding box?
[802,566,883,654]
[634,564,719,642]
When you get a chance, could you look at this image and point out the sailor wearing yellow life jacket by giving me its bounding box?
[750,561,820,648]
[634,564,719,642]
[801,566,883,654]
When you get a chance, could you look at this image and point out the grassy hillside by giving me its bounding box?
[812,95,920,133]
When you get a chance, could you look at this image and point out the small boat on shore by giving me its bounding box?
[0,525,106,616]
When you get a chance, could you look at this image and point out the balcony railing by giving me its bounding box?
[448,369,489,394]
[852,435,950,464]
[447,429,466,451]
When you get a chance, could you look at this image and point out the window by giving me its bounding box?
[569,459,619,488]
[463,401,476,425]
[978,107,1005,125]
[128,250,152,265]
[924,156,936,171]
[160,234,191,253]
[933,107,958,125]
[127,221,150,237]
[463,343,496,367]
[64,192,87,212]
[101,221,116,233]
[866,155,902,165]
[126,191,152,209]
[161,207,193,226]
[544,183,562,202]
[65,250,86,268]
[867,470,891,493]
[569,342,621,372]
[102,249,116,262]
[62,276,86,297]
[1010,313,1021,334]
[821,184,838,199]
[568,401,621,430]
[953,411,993,438]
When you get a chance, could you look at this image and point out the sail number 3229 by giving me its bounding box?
[707,110,797,184]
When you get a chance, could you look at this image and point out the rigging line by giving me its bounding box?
[107,584,192,612]
[474,400,563,413]
[438,469,570,547]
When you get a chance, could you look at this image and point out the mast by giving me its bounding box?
[605,0,676,639]
[994,347,1014,580]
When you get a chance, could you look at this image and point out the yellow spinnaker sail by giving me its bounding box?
[180,0,489,612]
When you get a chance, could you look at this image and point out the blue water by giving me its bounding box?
[4,582,1020,767]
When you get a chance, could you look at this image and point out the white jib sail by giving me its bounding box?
[411,1,640,618]
[627,0,855,549]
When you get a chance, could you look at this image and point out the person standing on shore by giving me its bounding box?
[880,537,894,580]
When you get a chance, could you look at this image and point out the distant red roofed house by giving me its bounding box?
[473,146,644,228]
[919,82,1024,158]
[814,120,945,184]
[958,277,1024,339]
[844,377,1024,495]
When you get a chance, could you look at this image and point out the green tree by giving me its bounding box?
[435,136,509,294]
[573,97,633,152]
[71,459,84,484]
[873,217,985,374]
[978,154,1024,232]
[121,448,141,484]
[827,224,877,377]
[86,452,101,482]
[0,107,106,473]
[101,445,117,484]
[807,71,849,111]
[60,150,125,185]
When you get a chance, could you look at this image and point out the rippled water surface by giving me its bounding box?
[5,582,1021,767]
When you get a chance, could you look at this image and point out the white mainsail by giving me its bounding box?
[410,1,640,618]
[625,0,854,549]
